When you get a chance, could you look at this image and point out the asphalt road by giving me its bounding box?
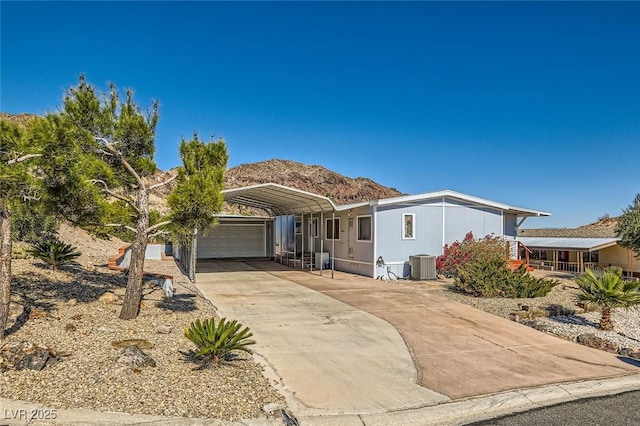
[470,390,640,425]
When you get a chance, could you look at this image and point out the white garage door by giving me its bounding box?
[198,224,266,258]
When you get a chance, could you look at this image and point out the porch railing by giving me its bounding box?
[529,260,599,273]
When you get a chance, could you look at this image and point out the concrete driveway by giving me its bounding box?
[195,261,449,416]
[195,261,638,416]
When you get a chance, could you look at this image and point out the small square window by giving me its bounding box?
[402,213,415,240]
[357,216,372,241]
[325,218,340,240]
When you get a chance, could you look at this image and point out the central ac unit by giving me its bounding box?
[410,255,437,280]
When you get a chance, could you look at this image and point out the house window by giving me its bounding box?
[585,251,599,263]
[325,217,340,240]
[309,218,319,238]
[402,213,415,240]
[357,216,372,242]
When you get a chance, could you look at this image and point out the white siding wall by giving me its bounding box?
[373,198,505,277]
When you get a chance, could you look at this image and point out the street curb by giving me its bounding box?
[296,373,640,425]
[2,374,640,425]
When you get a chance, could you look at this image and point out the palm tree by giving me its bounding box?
[576,267,640,331]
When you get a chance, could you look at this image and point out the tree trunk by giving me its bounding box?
[600,307,614,331]
[119,189,150,320]
[0,204,12,339]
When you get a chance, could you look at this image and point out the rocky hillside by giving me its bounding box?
[0,112,37,127]
[519,217,619,238]
[225,159,403,204]
[148,159,403,215]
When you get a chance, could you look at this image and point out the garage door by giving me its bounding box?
[198,224,266,258]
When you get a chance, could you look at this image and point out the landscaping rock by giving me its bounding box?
[98,292,118,305]
[28,307,49,320]
[576,333,619,353]
[156,324,172,334]
[618,347,640,359]
[97,326,111,333]
[115,345,156,369]
[67,298,78,306]
[65,323,77,332]
[0,341,54,372]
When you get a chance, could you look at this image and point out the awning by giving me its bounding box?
[223,183,336,216]
[519,237,619,251]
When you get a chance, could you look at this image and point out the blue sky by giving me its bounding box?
[1,1,638,228]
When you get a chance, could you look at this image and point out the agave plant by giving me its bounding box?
[184,317,256,364]
[576,267,640,331]
[28,238,81,270]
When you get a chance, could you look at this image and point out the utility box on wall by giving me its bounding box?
[410,255,437,280]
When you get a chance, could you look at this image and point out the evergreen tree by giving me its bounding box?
[38,76,228,319]
[616,194,640,258]
[0,119,43,339]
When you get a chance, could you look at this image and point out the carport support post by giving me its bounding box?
[320,212,324,277]
[301,213,305,270]
[331,211,335,279]
[309,213,314,273]
[279,216,283,264]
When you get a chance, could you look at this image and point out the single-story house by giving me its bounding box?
[518,228,640,278]
[184,183,550,280]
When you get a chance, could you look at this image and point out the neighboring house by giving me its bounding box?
[191,184,549,279]
[518,228,640,278]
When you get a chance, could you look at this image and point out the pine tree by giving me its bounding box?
[0,119,43,339]
[616,194,640,259]
[38,76,228,320]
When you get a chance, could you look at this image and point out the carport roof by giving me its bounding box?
[223,183,337,216]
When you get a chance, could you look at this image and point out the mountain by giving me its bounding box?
[225,159,403,204]
[148,159,403,215]
[518,217,619,238]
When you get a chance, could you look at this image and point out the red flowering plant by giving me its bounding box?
[436,232,506,278]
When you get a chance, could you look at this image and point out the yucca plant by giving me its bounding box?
[28,238,81,270]
[184,317,256,364]
[576,267,640,331]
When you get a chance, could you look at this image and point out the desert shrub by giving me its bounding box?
[455,258,558,298]
[436,232,506,277]
[184,317,256,364]
[28,238,81,270]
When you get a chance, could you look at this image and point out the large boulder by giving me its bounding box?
[115,345,156,369]
[576,333,619,353]
[0,341,56,372]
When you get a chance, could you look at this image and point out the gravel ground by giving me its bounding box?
[1,226,285,421]
[426,271,640,353]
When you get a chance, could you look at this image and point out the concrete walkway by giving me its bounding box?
[252,262,637,400]
[195,261,449,416]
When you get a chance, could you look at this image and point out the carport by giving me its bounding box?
[223,183,338,277]
[193,183,339,279]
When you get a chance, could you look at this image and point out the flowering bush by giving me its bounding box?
[436,232,506,277]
